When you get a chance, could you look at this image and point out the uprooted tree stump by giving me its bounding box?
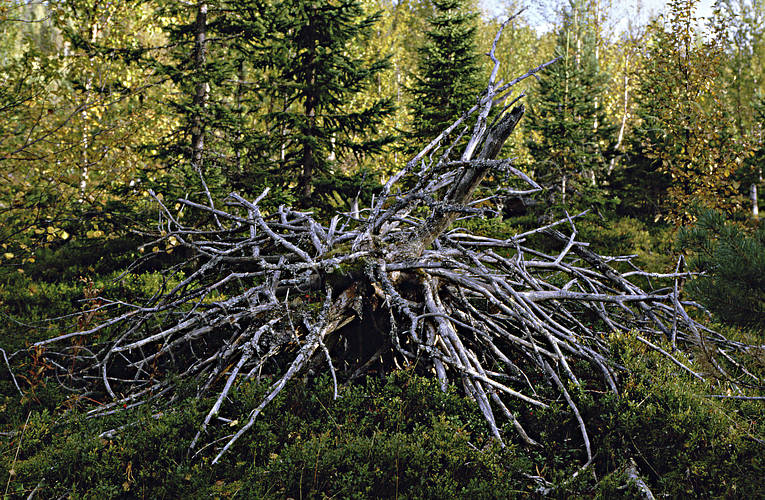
[24,21,762,467]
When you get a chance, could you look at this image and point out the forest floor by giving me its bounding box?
[1,213,763,498]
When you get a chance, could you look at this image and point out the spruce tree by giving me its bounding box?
[524,0,612,209]
[257,0,395,207]
[77,0,246,203]
[408,0,482,146]
[678,208,765,330]
[143,0,238,201]
[611,17,673,220]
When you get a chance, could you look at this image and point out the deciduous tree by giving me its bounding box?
[631,0,745,224]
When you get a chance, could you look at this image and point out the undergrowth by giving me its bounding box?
[1,334,763,498]
[1,216,762,498]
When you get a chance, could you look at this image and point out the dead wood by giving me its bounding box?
[13,17,763,470]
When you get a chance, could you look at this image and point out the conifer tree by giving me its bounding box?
[256,0,395,207]
[141,0,238,201]
[612,17,672,220]
[524,0,612,208]
[408,0,482,146]
[678,208,765,329]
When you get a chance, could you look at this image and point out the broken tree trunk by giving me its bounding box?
[18,18,762,470]
[393,104,525,260]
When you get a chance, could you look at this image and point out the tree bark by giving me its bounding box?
[752,183,759,220]
[190,2,208,177]
[392,105,524,259]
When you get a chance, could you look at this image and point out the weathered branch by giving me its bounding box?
[13,17,762,478]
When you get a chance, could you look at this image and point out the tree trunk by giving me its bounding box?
[392,105,524,259]
[752,183,759,220]
[234,60,245,174]
[299,101,317,205]
[298,50,318,206]
[190,2,208,177]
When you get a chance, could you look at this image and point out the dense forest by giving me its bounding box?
[1,0,764,497]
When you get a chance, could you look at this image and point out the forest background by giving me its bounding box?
[1,0,764,496]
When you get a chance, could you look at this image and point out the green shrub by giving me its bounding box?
[1,374,534,498]
[678,209,765,330]
[593,331,765,498]
[0,270,175,350]
[2,344,762,498]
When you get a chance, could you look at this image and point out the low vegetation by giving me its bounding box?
[2,335,763,498]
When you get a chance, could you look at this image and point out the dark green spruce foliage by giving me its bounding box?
[408,0,482,146]
[619,20,675,220]
[525,0,612,208]
[678,209,765,330]
[259,0,394,207]
[137,1,236,200]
